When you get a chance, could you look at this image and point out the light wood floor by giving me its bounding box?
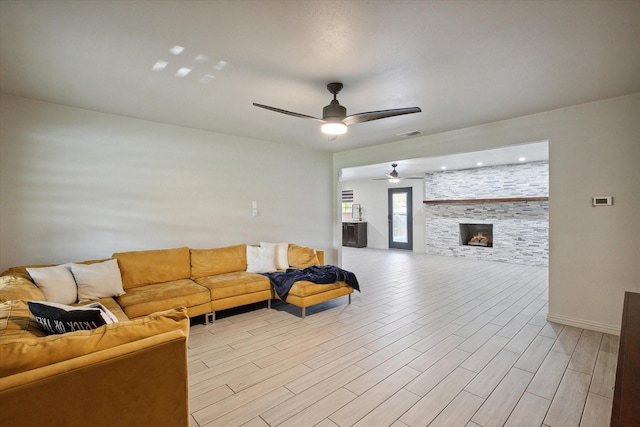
[187,248,618,427]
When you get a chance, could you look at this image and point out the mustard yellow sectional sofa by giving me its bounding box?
[1,243,354,322]
[0,243,355,427]
[109,243,354,321]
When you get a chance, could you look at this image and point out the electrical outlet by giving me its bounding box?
[592,196,613,206]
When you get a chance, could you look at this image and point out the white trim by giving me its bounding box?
[546,312,620,336]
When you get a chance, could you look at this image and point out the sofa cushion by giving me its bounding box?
[25,264,77,305]
[288,244,320,269]
[94,297,129,322]
[113,247,191,290]
[195,272,271,300]
[27,301,118,334]
[116,279,210,319]
[287,280,350,298]
[0,307,189,378]
[72,259,125,302]
[190,244,247,278]
[0,275,45,303]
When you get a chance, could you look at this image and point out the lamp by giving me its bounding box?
[321,121,347,135]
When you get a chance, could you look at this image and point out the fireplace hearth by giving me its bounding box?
[459,223,493,247]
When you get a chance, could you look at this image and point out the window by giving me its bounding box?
[342,189,353,213]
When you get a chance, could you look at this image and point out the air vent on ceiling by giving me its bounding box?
[397,130,422,137]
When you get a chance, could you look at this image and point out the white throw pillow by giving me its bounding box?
[26,264,78,305]
[260,242,289,270]
[71,259,125,303]
[246,245,277,273]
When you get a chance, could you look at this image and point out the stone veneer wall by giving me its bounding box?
[424,161,549,266]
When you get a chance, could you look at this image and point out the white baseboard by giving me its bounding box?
[546,312,620,336]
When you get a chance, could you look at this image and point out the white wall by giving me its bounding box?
[0,95,335,271]
[340,179,425,251]
[334,93,640,334]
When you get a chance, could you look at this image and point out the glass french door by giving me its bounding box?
[388,187,413,250]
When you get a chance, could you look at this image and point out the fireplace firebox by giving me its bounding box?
[459,223,493,247]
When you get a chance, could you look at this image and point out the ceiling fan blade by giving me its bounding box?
[343,107,422,125]
[253,103,324,122]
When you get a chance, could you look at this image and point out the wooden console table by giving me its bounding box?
[611,291,640,427]
[342,222,367,248]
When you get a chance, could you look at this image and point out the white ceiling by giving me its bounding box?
[1,0,639,155]
[341,140,549,182]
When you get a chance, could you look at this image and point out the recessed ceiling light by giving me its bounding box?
[213,60,228,71]
[200,74,215,84]
[176,67,191,77]
[195,54,208,63]
[477,162,483,166]
[441,166,447,170]
[169,45,184,55]
[519,157,526,162]
[152,60,168,71]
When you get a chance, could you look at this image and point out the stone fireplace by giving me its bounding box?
[425,201,548,265]
[423,161,549,267]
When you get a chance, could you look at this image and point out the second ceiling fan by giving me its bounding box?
[253,82,421,135]
[374,163,424,183]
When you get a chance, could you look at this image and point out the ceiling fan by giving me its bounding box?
[253,82,421,135]
[374,163,424,182]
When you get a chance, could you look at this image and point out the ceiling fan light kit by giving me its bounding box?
[387,163,400,181]
[253,82,421,138]
[321,122,348,135]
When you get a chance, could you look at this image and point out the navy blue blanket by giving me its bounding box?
[262,265,360,301]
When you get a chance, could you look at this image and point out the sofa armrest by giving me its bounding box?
[0,329,189,427]
[0,274,45,302]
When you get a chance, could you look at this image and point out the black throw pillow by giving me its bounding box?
[27,300,107,334]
